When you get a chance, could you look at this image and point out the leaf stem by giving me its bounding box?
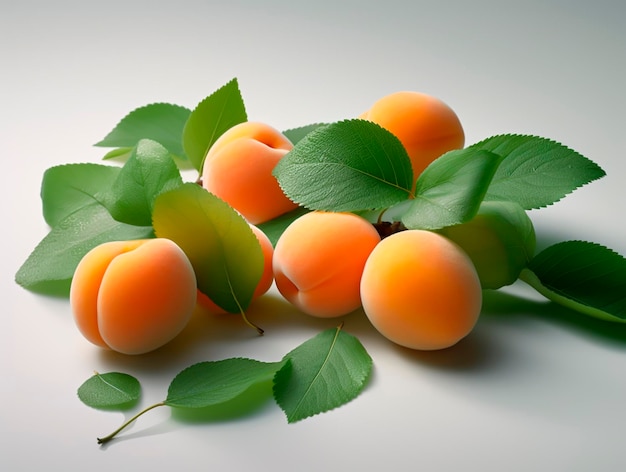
[97,401,166,445]
[376,209,386,225]
[518,268,620,322]
[241,309,264,335]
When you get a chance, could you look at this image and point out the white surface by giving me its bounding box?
[2,1,626,471]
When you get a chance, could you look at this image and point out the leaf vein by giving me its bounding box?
[290,326,342,419]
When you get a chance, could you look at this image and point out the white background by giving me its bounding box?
[2,1,626,471]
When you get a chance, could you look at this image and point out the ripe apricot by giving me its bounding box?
[359,91,465,181]
[197,224,275,315]
[273,211,381,318]
[360,230,482,350]
[201,121,298,224]
[438,201,536,289]
[70,238,197,355]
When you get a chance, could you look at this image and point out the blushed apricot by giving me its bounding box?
[201,121,298,224]
[70,238,197,355]
[438,201,536,289]
[197,224,275,315]
[360,91,465,181]
[360,230,482,350]
[273,211,381,318]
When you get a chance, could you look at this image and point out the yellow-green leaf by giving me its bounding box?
[152,183,263,313]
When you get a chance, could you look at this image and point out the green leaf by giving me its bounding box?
[182,78,247,172]
[152,183,263,313]
[93,328,375,443]
[470,134,606,209]
[15,204,154,295]
[520,241,626,322]
[165,358,285,408]
[400,148,503,230]
[273,325,373,423]
[41,163,121,227]
[77,372,141,410]
[94,102,191,159]
[102,147,132,162]
[102,139,183,226]
[282,123,327,145]
[273,119,413,212]
[256,207,310,247]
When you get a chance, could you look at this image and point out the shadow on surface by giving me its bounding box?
[376,284,626,374]
[389,327,502,372]
[481,288,626,345]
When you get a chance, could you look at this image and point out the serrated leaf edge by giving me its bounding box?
[273,326,373,423]
[182,78,247,172]
[471,133,606,210]
[273,119,413,212]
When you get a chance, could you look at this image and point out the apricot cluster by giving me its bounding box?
[269,92,485,349]
[273,212,483,350]
[69,89,495,354]
[70,224,274,355]
[70,123,290,354]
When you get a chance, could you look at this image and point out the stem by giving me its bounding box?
[518,268,617,322]
[222,270,264,335]
[373,220,407,239]
[376,209,387,225]
[241,310,264,335]
[97,401,167,445]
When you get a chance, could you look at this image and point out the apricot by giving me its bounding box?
[437,201,536,289]
[197,224,275,314]
[360,230,482,350]
[70,238,197,355]
[273,211,381,318]
[359,91,465,181]
[201,121,299,224]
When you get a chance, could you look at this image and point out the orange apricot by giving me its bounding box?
[273,211,381,318]
[360,230,482,350]
[359,91,465,181]
[201,121,298,224]
[70,238,197,355]
[197,224,275,315]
